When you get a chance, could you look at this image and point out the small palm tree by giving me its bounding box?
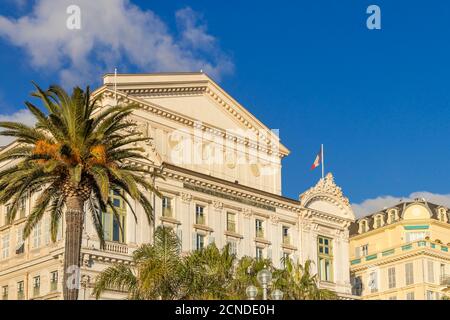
[181,243,236,299]
[0,84,159,300]
[273,258,337,300]
[93,226,183,299]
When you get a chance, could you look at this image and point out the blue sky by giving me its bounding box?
[1,0,450,216]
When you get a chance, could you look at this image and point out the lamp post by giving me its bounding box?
[246,285,258,300]
[257,268,272,300]
[271,289,284,300]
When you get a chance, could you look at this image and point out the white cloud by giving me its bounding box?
[0,109,36,146]
[0,0,233,88]
[352,191,450,218]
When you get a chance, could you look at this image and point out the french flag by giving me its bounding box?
[311,145,323,170]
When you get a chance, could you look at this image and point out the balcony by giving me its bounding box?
[104,242,129,254]
[441,275,450,286]
[283,235,291,245]
[227,221,236,233]
[162,207,173,218]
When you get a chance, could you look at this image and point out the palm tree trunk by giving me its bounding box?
[63,196,85,300]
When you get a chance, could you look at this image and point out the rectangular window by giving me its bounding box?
[426,291,434,300]
[32,222,41,248]
[369,271,378,293]
[33,276,40,297]
[18,197,26,219]
[406,292,415,300]
[50,271,58,292]
[428,260,435,283]
[388,267,396,289]
[255,219,264,238]
[226,213,236,232]
[227,240,237,255]
[256,247,264,260]
[362,244,369,256]
[282,226,290,245]
[405,262,414,285]
[17,281,24,300]
[102,191,126,243]
[2,234,10,259]
[405,231,428,243]
[196,234,204,251]
[282,252,290,268]
[317,236,333,282]
[15,227,24,255]
[195,205,205,225]
[1,285,8,300]
[162,197,172,217]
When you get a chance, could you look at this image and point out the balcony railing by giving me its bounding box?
[162,207,173,218]
[256,229,264,238]
[441,275,450,286]
[227,221,236,233]
[104,242,129,254]
[33,287,40,297]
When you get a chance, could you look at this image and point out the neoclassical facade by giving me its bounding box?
[349,199,450,300]
[0,73,355,300]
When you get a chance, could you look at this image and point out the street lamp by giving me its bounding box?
[257,268,272,300]
[271,289,284,300]
[246,285,258,300]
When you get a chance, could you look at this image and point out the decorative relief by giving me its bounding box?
[242,208,252,218]
[212,200,223,210]
[270,214,280,225]
[300,173,350,207]
[181,192,192,203]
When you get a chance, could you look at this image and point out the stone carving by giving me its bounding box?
[270,214,279,224]
[299,173,352,215]
[212,200,223,210]
[181,193,192,203]
[242,208,252,218]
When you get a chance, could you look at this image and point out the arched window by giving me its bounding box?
[438,208,448,223]
[388,210,398,223]
[374,214,384,228]
[359,220,369,234]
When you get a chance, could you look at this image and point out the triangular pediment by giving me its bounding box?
[98,73,289,156]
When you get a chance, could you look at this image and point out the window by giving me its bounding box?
[426,291,434,300]
[162,197,172,217]
[226,213,236,232]
[15,227,24,255]
[2,234,9,259]
[2,286,8,300]
[195,205,205,225]
[406,292,415,300]
[352,276,362,296]
[388,211,397,223]
[428,260,435,283]
[282,252,290,268]
[362,244,369,257]
[369,271,378,293]
[317,236,333,282]
[388,267,396,289]
[32,222,41,248]
[359,220,368,233]
[33,276,40,297]
[256,247,264,260]
[375,215,383,228]
[50,271,58,292]
[282,226,290,245]
[18,196,26,219]
[438,209,447,222]
[17,281,24,300]
[255,219,264,238]
[227,240,237,255]
[44,216,50,245]
[102,190,126,243]
[405,231,429,243]
[405,263,414,285]
[441,263,446,280]
[195,233,204,251]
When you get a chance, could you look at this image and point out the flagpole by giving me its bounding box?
[321,144,324,179]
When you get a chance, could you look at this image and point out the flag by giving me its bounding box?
[310,146,322,170]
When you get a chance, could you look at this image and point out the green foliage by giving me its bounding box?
[94,227,338,300]
[0,83,160,247]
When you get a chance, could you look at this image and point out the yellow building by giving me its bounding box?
[349,198,450,300]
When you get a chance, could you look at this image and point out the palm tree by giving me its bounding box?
[0,84,159,300]
[93,226,183,299]
[273,258,337,300]
[181,243,236,299]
